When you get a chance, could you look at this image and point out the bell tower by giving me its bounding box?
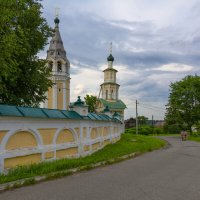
[44,14,70,110]
[101,43,119,101]
[97,43,126,120]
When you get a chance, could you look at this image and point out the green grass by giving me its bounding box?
[0,134,166,184]
[188,136,200,142]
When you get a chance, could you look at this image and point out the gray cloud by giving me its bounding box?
[41,1,200,119]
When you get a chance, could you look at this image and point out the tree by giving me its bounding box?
[84,95,97,112]
[165,75,200,132]
[0,0,53,106]
[138,115,148,126]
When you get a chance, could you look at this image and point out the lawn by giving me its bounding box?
[0,134,166,184]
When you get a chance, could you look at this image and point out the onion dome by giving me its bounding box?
[74,96,85,106]
[54,17,60,24]
[107,54,114,62]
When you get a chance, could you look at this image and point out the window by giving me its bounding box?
[57,61,62,72]
[49,61,53,71]
[106,90,108,100]
[111,90,113,99]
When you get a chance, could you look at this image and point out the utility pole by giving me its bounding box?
[136,100,138,134]
[152,115,154,134]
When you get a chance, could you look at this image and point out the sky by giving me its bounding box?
[39,0,200,120]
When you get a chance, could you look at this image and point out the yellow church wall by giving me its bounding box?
[56,147,78,159]
[92,142,100,151]
[0,130,7,143]
[44,151,54,159]
[38,128,57,145]
[48,87,53,109]
[104,139,110,146]
[84,145,90,152]
[57,82,63,110]
[91,128,98,139]
[56,129,75,144]
[5,131,37,150]
[103,127,109,136]
[4,153,41,169]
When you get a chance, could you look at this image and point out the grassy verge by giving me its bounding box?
[188,136,200,142]
[0,134,166,184]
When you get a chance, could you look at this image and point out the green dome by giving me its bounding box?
[107,54,114,62]
[74,96,84,106]
[54,17,60,24]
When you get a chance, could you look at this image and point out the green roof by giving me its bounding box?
[0,104,83,120]
[98,99,126,110]
[0,104,120,122]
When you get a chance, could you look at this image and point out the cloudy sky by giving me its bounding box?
[40,0,200,120]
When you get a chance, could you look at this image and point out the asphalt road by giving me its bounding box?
[1,136,200,200]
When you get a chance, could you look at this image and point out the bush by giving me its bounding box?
[191,131,200,137]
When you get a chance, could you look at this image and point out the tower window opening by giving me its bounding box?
[58,88,61,92]
[57,61,62,72]
[57,51,60,55]
[49,61,53,71]
[111,90,113,99]
[106,90,108,100]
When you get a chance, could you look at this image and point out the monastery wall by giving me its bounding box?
[0,116,123,172]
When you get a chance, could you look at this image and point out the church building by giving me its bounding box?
[44,16,70,110]
[96,44,126,120]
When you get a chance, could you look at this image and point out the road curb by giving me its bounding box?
[0,152,137,192]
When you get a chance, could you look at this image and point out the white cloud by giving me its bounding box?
[155,63,193,72]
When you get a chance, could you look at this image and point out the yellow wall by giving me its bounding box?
[4,154,41,169]
[44,151,54,159]
[6,131,37,150]
[92,142,100,150]
[103,127,108,136]
[48,87,53,109]
[0,130,7,143]
[56,147,78,159]
[83,127,87,139]
[57,82,63,110]
[104,139,110,145]
[84,145,90,152]
[56,129,75,144]
[91,128,98,139]
[38,128,57,145]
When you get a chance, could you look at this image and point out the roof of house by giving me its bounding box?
[98,99,127,110]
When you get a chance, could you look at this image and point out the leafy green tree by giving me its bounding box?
[165,75,200,132]
[138,116,148,126]
[0,0,53,106]
[84,95,97,112]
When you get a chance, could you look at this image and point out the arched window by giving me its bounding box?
[106,90,108,100]
[57,61,62,72]
[111,90,113,99]
[49,61,53,71]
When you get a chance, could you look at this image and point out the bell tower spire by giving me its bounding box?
[44,11,70,110]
